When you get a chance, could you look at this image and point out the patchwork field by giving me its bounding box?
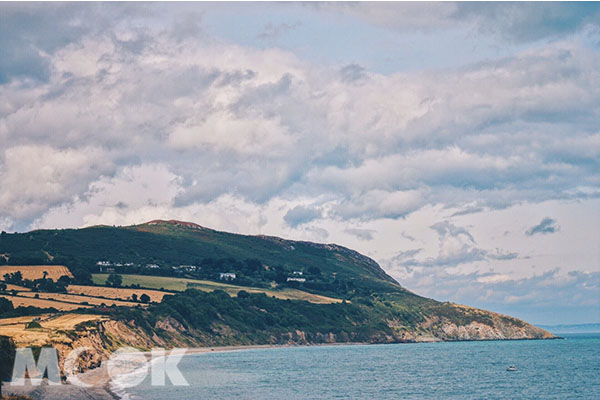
[68,284,169,303]
[0,265,73,281]
[92,274,343,304]
[18,291,140,307]
[0,294,91,311]
[0,313,108,347]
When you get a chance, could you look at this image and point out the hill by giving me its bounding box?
[0,220,402,298]
[0,219,553,365]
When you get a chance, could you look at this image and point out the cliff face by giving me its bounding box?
[410,303,553,342]
[51,307,552,374]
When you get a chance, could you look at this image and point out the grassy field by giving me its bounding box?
[0,294,91,311]
[18,291,140,307]
[0,314,108,347]
[92,274,343,304]
[68,284,169,302]
[0,265,73,281]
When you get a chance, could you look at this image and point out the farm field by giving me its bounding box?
[0,265,73,281]
[92,274,343,304]
[0,294,91,311]
[17,291,140,307]
[0,313,108,347]
[68,284,169,303]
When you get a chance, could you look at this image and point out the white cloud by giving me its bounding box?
[168,111,294,156]
[333,189,424,220]
[0,145,109,220]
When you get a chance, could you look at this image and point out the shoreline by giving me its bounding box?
[2,337,559,400]
[2,344,306,400]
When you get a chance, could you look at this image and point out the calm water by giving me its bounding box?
[125,334,600,399]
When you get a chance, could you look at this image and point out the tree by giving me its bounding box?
[71,268,93,285]
[58,275,71,285]
[0,297,14,316]
[140,293,150,304]
[0,335,16,397]
[131,294,138,302]
[106,273,122,288]
[4,271,23,285]
[0,282,6,291]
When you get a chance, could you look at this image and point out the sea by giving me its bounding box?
[123,334,599,399]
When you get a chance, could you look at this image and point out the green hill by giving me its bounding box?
[0,220,406,297]
[0,220,553,343]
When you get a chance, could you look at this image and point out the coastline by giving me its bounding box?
[2,344,303,400]
[2,338,558,400]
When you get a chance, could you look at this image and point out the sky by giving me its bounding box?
[0,2,599,325]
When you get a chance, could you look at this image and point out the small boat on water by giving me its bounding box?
[506,365,517,371]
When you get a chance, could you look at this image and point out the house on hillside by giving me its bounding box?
[96,261,111,266]
[219,272,236,280]
[177,265,198,272]
[287,277,306,283]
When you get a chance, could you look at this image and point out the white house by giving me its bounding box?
[96,261,111,266]
[219,272,236,280]
[177,265,198,272]
[287,277,306,283]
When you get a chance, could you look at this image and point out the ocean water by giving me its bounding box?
[125,334,600,399]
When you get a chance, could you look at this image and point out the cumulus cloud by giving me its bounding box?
[396,221,519,268]
[344,228,376,241]
[30,164,183,229]
[2,12,598,229]
[339,64,367,83]
[0,145,110,222]
[526,217,560,236]
[283,205,321,228]
[333,190,424,220]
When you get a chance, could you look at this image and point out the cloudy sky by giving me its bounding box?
[1,2,599,325]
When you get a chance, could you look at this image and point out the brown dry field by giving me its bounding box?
[0,265,73,281]
[0,294,91,311]
[0,313,108,347]
[68,284,169,302]
[17,291,140,307]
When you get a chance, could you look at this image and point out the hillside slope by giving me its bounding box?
[0,219,553,346]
